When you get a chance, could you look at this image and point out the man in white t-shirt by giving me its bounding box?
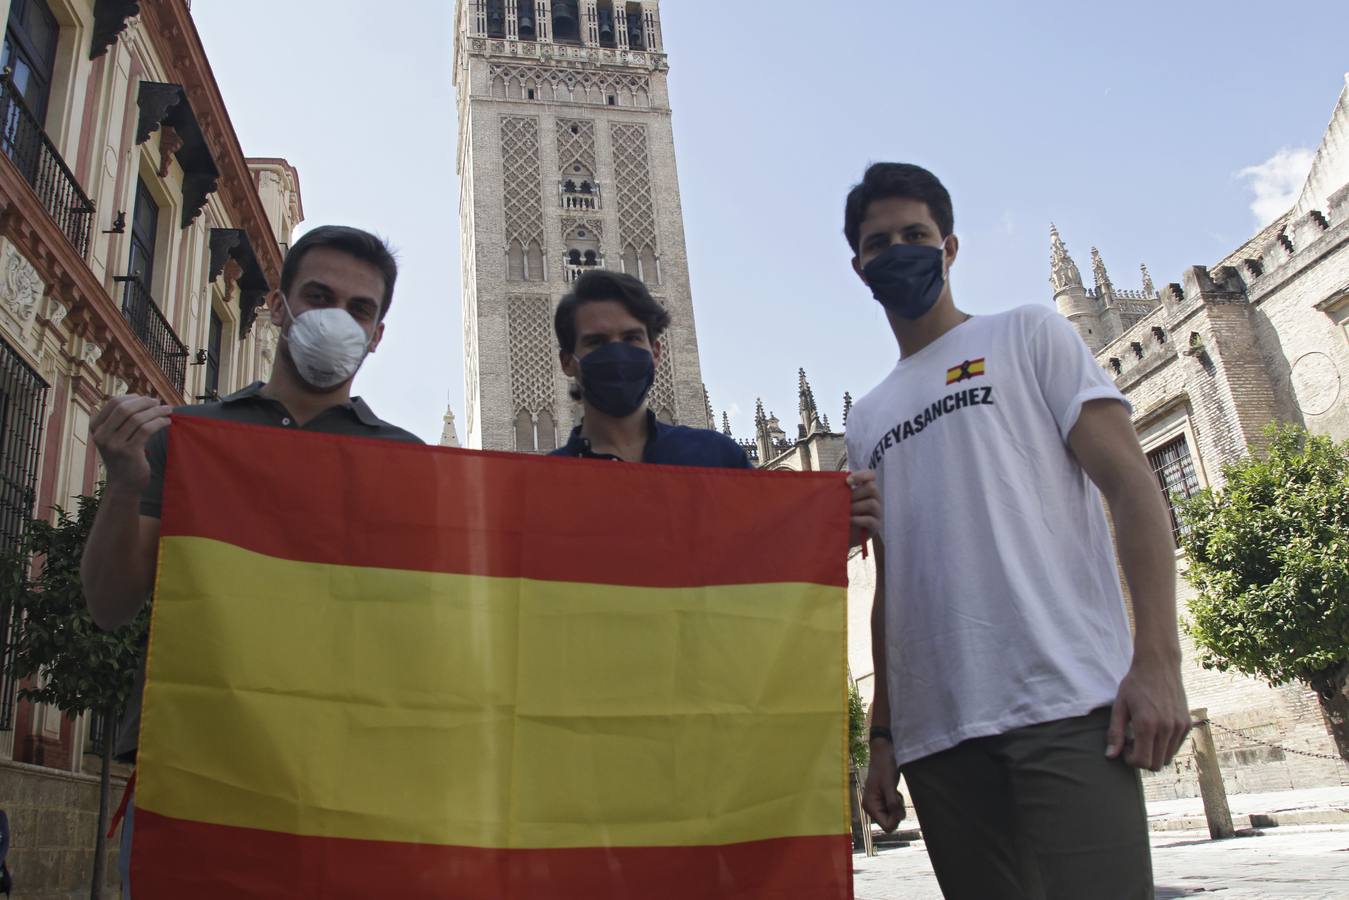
[845,163,1190,899]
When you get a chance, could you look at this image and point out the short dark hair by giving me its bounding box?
[843,163,954,254]
[280,225,398,319]
[554,270,671,354]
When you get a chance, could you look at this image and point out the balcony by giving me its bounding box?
[0,72,96,257]
[563,253,604,283]
[115,276,188,394]
[560,179,600,211]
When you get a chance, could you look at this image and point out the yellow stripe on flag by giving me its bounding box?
[139,537,847,851]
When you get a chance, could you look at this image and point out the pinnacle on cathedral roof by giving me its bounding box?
[842,392,853,428]
[1140,263,1156,297]
[721,411,732,436]
[1090,247,1115,298]
[1049,224,1084,293]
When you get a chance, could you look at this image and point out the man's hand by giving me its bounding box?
[861,741,906,832]
[1106,654,1191,770]
[90,395,172,493]
[847,470,880,548]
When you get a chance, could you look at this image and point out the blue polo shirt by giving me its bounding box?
[552,411,752,469]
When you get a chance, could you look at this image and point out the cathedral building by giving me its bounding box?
[453,0,710,452]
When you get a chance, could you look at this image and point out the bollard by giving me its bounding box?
[1190,708,1235,839]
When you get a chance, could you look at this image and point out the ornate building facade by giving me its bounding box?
[0,1,301,890]
[1046,73,1349,799]
[453,0,710,452]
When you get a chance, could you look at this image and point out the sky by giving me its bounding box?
[192,0,1349,445]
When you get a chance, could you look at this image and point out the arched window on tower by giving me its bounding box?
[568,249,582,266]
[507,241,525,281]
[537,410,557,452]
[597,1,618,48]
[625,3,645,50]
[584,250,598,266]
[507,77,521,99]
[552,0,581,43]
[486,0,507,37]
[515,411,535,452]
[526,240,545,282]
[640,247,659,286]
[492,76,506,99]
[516,0,537,40]
[622,246,639,276]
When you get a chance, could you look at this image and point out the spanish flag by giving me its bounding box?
[131,417,852,898]
[946,357,986,385]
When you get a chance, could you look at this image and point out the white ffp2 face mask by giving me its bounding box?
[280,295,373,389]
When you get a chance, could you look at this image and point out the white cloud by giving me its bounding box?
[1238,148,1315,226]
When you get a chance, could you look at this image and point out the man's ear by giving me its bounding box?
[267,290,286,327]
[943,235,960,270]
[560,350,579,379]
[651,339,663,367]
[852,256,868,286]
[366,321,386,355]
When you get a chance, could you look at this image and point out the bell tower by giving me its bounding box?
[454,0,708,452]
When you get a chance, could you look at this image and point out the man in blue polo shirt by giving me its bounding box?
[551,271,879,544]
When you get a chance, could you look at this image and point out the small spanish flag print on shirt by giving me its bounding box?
[946,358,987,385]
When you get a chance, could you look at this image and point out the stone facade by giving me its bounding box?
[0,760,124,899]
[1049,73,1349,800]
[453,0,710,452]
[0,0,302,892]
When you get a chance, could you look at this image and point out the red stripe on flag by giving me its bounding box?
[159,416,849,588]
[131,810,854,900]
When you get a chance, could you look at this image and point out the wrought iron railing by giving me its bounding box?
[115,275,188,394]
[0,71,96,257]
[0,338,48,731]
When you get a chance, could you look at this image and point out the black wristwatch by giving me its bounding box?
[869,726,893,744]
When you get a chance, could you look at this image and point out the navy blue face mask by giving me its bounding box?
[862,243,947,320]
[578,342,655,418]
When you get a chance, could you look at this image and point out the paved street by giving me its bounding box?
[851,826,1349,899]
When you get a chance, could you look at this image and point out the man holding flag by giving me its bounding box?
[80,226,422,897]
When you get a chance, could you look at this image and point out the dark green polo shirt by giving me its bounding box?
[115,381,422,760]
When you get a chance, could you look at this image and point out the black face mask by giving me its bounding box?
[578,342,655,418]
[862,243,947,320]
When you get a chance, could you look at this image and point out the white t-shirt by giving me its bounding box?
[845,304,1134,767]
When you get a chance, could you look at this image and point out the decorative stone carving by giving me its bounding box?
[136,82,185,145]
[1,244,43,325]
[41,292,68,328]
[258,321,278,369]
[221,257,243,300]
[81,340,104,368]
[611,122,658,254]
[239,287,267,339]
[209,228,245,282]
[501,118,545,250]
[90,0,140,61]
[1290,351,1341,416]
[507,295,555,417]
[157,125,184,177]
[182,172,219,228]
[112,377,129,397]
[1049,224,1083,293]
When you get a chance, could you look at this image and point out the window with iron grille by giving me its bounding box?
[1148,434,1201,542]
[204,308,222,398]
[1,0,59,125]
[0,336,49,731]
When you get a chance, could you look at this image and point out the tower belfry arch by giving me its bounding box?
[453,0,708,452]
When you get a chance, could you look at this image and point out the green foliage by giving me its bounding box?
[1178,425,1349,687]
[0,492,147,720]
[848,680,869,769]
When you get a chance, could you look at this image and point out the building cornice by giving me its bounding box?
[138,0,282,286]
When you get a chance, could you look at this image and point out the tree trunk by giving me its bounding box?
[1311,661,1349,764]
[90,706,114,900]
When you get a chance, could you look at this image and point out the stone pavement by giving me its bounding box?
[1147,785,1349,831]
[851,826,1349,899]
